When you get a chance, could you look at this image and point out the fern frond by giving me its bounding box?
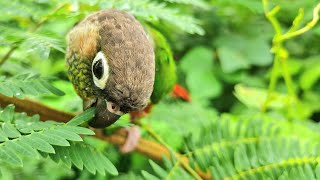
[20,34,65,59]
[50,142,117,176]
[0,73,65,98]
[0,24,65,59]
[163,0,209,9]
[0,105,118,176]
[226,157,320,179]
[100,0,204,35]
[0,25,28,44]
[0,0,36,21]
[183,114,320,179]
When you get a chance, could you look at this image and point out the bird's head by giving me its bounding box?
[66,10,155,128]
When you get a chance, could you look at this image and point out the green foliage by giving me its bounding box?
[0,25,65,60]
[0,105,117,176]
[216,34,272,73]
[179,46,222,104]
[0,74,65,98]
[143,113,320,179]
[100,0,205,35]
[142,158,193,180]
[1,0,320,179]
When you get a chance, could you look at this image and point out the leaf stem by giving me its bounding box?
[261,53,280,112]
[0,46,18,66]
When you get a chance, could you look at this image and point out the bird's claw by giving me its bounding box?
[120,126,141,153]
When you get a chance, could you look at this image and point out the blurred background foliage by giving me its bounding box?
[1,0,320,179]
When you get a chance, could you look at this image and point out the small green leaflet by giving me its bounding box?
[67,107,96,126]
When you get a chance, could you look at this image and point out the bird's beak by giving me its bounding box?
[83,97,121,128]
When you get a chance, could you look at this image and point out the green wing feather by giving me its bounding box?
[147,26,177,104]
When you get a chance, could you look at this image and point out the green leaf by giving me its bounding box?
[79,144,96,174]
[99,152,118,175]
[141,170,161,180]
[0,105,15,122]
[15,140,39,158]
[0,146,22,166]
[67,107,96,126]
[0,85,14,97]
[0,74,65,98]
[5,140,37,158]
[217,46,250,73]
[69,142,84,170]
[47,128,83,142]
[54,146,72,168]
[2,123,20,138]
[216,34,272,73]
[149,160,167,178]
[23,135,55,153]
[234,145,251,171]
[36,132,70,146]
[0,130,8,142]
[61,126,95,135]
[179,46,222,103]
[234,84,287,109]
[40,80,65,96]
[91,151,106,175]
[299,57,320,90]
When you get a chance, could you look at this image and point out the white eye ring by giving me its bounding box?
[106,101,124,116]
[92,51,109,89]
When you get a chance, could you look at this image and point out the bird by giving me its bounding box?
[66,9,155,128]
[66,10,179,152]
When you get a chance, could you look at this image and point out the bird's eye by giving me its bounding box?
[92,59,103,79]
[106,101,124,116]
[92,51,109,89]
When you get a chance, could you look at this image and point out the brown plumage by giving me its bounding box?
[66,10,155,127]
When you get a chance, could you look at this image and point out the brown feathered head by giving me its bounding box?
[66,10,155,128]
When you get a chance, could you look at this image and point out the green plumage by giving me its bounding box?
[148,26,177,104]
[67,55,94,99]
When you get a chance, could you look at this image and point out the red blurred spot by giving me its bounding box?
[171,84,191,102]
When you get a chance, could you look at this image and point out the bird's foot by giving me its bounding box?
[120,125,141,153]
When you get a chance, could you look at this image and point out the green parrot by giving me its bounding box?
[66,9,176,128]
